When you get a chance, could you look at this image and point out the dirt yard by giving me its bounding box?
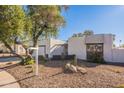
[1,60,124,88]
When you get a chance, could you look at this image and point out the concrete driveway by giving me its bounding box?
[0,57,21,88]
[0,69,20,88]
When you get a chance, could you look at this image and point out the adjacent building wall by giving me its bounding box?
[111,48,124,63]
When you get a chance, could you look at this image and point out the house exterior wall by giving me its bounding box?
[32,39,49,56]
[85,34,104,43]
[68,37,86,60]
[103,34,113,62]
[68,34,124,63]
[112,48,124,63]
[38,47,45,56]
[32,38,66,58]
[49,38,66,58]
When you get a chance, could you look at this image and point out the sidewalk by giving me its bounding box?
[0,69,20,88]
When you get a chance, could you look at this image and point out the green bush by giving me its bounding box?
[21,56,35,65]
[92,53,106,64]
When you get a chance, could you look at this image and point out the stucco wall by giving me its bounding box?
[68,37,86,60]
[111,48,124,63]
[85,34,104,43]
[38,47,45,56]
[49,38,66,58]
[32,38,66,58]
[103,34,113,62]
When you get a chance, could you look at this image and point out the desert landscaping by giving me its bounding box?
[0,5,124,89]
[0,60,124,88]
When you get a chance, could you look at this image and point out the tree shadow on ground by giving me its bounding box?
[0,63,20,72]
[39,59,101,68]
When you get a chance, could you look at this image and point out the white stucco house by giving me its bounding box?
[68,34,124,63]
[32,38,67,58]
[0,34,124,63]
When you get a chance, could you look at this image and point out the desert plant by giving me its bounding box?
[21,56,35,65]
[92,52,105,64]
[70,56,77,66]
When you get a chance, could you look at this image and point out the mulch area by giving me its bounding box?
[1,60,124,88]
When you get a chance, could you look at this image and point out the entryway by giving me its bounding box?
[86,43,103,62]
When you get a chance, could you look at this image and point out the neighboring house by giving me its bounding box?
[0,43,9,53]
[32,38,67,58]
[68,34,124,63]
[0,38,67,58]
[14,43,26,55]
[0,43,26,56]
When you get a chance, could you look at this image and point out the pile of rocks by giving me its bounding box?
[64,63,87,74]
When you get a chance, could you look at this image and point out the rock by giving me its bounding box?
[77,67,87,74]
[64,63,77,73]
[70,65,77,73]
[65,63,71,69]
[64,63,87,74]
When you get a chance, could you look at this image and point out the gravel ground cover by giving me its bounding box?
[1,60,124,88]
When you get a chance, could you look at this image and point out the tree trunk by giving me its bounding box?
[2,40,24,60]
[30,38,38,55]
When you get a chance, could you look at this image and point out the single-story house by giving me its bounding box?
[1,34,124,63]
[32,38,67,58]
[68,34,124,63]
[0,38,67,58]
[0,43,26,55]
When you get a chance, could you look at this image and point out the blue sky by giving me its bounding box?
[58,5,124,46]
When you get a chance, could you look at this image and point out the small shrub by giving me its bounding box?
[92,53,106,64]
[24,59,35,65]
[21,56,35,65]
[70,56,77,66]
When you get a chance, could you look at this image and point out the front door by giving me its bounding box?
[86,43,103,62]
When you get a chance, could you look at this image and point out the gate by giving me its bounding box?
[86,43,103,62]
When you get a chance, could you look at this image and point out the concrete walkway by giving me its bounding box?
[0,69,20,88]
